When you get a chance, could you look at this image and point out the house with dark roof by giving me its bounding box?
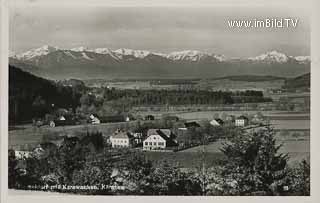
[89,114,101,124]
[110,130,134,148]
[184,121,201,128]
[143,129,177,150]
[210,118,224,126]
[235,115,249,127]
[225,115,236,123]
[144,115,155,121]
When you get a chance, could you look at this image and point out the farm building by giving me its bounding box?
[225,115,235,123]
[143,129,177,150]
[110,130,135,148]
[49,115,76,127]
[125,114,135,122]
[251,113,265,124]
[184,121,201,128]
[162,115,180,122]
[89,114,101,124]
[144,115,155,121]
[235,115,249,127]
[210,118,224,126]
[15,150,32,159]
[132,132,144,145]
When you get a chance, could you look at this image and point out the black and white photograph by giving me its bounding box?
[2,0,315,198]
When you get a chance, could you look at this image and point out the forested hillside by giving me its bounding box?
[9,65,83,123]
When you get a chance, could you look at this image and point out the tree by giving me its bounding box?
[8,149,19,188]
[116,152,154,194]
[32,95,47,117]
[289,160,310,195]
[149,161,202,195]
[220,126,289,195]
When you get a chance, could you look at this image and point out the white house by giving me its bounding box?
[235,115,249,127]
[15,151,32,159]
[143,129,176,150]
[58,116,66,121]
[110,130,134,148]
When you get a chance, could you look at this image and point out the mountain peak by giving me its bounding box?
[114,48,151,58]
[15,45,59,60]
[249,50,289,63]
[70,46,89,52]
[167,50,225,62]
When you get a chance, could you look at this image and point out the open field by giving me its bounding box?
[85,78,285,91]
[178,138,309,166]
[9,121,142,150]
[197,79,284,92]
[271,119,309,130]
[9,109,310,149]
[173,110,310,120]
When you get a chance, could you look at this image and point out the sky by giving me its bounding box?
[9,1,310,57]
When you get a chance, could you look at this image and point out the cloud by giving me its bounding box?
[10,6,310,57]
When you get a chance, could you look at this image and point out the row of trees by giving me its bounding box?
[101,88,271,106]
[76,88,272,117]
[8,127,309,195]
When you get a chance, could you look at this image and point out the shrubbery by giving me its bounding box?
[8,128,309,195]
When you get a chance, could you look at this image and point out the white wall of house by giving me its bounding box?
[235,119,247,126]
[110,137,130,148]
[143,134,166,150]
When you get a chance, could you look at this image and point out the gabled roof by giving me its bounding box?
[111,131,133,139]
[184,121,201,128]
[147,129,171,138]
[210,118,224,125]
[237,115,249,120]
[214,118,224,125]
[145,129,177,146]
[145,115,155,118]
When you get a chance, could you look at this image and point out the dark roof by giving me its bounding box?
[184,121,201,128]
[146,129,176,146]
[162,115,179,121]
[237,115,249,120]
[213,118,224,125]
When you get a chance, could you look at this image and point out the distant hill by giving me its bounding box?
[9,65,82,123]
[213,75,286,82]
[282,73,310,91]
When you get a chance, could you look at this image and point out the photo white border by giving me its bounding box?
[1,0,319,202]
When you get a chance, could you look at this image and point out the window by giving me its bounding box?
[149,142,152,145]
[145,142,148,146]
[153,142,157,146]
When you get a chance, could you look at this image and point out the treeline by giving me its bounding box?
[282,72,310,91]
[9,65,85,123]
[101,88,271,106]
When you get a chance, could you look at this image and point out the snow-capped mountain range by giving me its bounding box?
[9,45,310,79]
[11,45,309,64]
